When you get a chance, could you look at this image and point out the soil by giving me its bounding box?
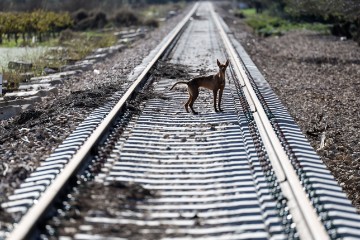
[216,3,360,211]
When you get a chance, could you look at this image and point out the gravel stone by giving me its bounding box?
[217,4,360,211]
[0,6,191,221]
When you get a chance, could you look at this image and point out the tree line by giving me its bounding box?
[0,0,191,12]
[0,11,72,44]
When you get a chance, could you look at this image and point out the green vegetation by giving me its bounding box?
[236,0,360,44]
[239,8,256,18]
[1,70,22,91]
[32,30,116,75]
[284,0,360,43]
[0,1,186,93]
[1,30,116,91]
[0,2,185,47]
[236,8,329,37]
[0,11,72,45]
[60,30,117,60]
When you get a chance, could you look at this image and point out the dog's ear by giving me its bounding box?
[225,59,229,67]
[217,59,221,67]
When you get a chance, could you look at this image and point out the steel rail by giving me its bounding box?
[209,3,329,240]
[6,4,199,240]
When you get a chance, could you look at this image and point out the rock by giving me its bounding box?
[58,70,82,78]
[115,30,146,43]
[4,90,42,100]
[43,67,58,75]
[0,105,22,120]
[30,70,82,82]
[64,58,78,65]
[94,47,111,54]
[4,87,58,100]
[76,59,96,65]
[47,47,68,55]
[114,29,137,39]
[18,83,51,91]
[8,61,33,72]
[28,77,63,85]
[110,44,126,52]
[0,96,41,108]
[60,63,92,72]
[85,53,108,61]
[167,10,177,18]
[19,72,35,82]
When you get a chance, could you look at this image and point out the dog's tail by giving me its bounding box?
[170,81,189,90]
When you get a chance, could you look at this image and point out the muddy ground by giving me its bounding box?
[217,3,360,211]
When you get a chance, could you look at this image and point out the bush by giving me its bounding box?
[0,11,72,45]
[242,8,329,37]
[92,11,108,29]
[113,8,139,27]
[331,22,352,38]
[72,9,88,24]
[234,11,245,19]
[72,10,108,30]
[143,18,159,28]
[245,13,286,34]
[59,29,76,42]
[74,17,97,31]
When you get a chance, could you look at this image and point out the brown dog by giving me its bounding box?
[170,59,229,114]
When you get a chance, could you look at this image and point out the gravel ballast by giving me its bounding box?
[0,7,191,209]
[218,6,360,211]
[1,4,359,234]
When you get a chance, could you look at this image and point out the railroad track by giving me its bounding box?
[2,2,360,240]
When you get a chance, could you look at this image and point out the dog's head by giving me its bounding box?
[217,59,229,73]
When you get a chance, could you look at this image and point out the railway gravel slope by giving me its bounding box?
[218,3,360,212]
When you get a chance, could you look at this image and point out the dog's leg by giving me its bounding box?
[218,87,224,112]
[184,94,192,113]
[189,89,199,115]
[213,89,218,112]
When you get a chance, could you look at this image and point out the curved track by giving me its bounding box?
[2,2,360,240]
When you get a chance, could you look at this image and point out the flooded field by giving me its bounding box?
[0,47,46,70]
